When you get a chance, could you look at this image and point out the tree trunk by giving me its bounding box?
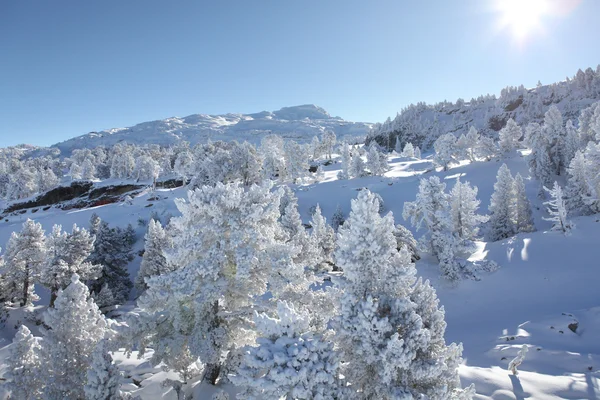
[204,363,221,385]
[20,268,29,307]
[49,288,58,308]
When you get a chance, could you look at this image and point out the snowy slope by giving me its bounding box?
[51,104,372,155]
[1,151,600,399]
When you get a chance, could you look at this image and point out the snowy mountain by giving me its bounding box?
[51,104,372,155]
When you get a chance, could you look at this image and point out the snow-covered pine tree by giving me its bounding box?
[3,219,46,306]
[414,145,422,159]
[5,325,43,400]
[321,131,336,160]
[88,214,134,307]
[564,150,594,216]
[367,145,386,176]
[41,223,100,307]
[310,204,336,271]
[543,181,573,234]
[331,204,345,231]
[433,133,458,171]
[336,189,472,398]
[284,141,310,183]
[563,119,580,170]
[393,223,420,262]
[488,164,516,241]
[84,339,122,400]
[129,182,304,385]
[498,118,522,153]
[464,126,480,162]
[403,176,460,280]
[513,173,535,233]
[233,301,339,400]
[337,142,351,180]
[135,219,173,294]
[543,105,566,175]
[280,197,316,269]
[401,142,415,158]
[477,136,497,161]
[449,177,488,243]
[350,148,367,178]
[41,274,108,399]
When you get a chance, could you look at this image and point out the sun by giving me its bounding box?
[495,0,549,42]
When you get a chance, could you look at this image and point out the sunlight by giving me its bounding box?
[495,0,549,43]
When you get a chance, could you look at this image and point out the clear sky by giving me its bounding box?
[1,0,598,147]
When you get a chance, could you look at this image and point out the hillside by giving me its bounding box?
[51,104,372,155]
[367,66,600,150]
[1,151,599,399]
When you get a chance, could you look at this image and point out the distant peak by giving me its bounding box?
[272,104,334,120]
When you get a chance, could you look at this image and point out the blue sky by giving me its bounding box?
[1,0,598,147]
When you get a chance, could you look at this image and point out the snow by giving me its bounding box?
[51,104,373,156]
[2,149,600,399]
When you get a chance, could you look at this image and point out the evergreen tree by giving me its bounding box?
[41,274,108,400]
[543,182,573,234]
[401,142,415,157]
[135,219,173,294]
[367,145,386,176]
[433,133,458,171]
[310,204,336,271]
[321,131,336,160]
[403,177,460,279]
[563,119,580,169]
[5,325,43,400]
[336,189,472,398]
[3,219,46,306]
[488,164,516,241]
[337,142,351,180]
[233,301,339,400]
[513,174,535,233]
[498,118,522,153]
[41,223,100,307]
[414,145,422,159]
[393,223,420,262]
[449,177,488,243]
[350,149,367,178]
[284,141,310,183]
[331,204,345,231]
[84,339,122,400]
[564,151,594,216]
[464,126,480,162]
[129,182,304,385]
[543,105,566,175]
[88,214,134,307]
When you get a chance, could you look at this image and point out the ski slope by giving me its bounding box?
[1,152,600,399]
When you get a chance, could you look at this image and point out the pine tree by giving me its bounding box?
[41,224,100,307]
[3,219,46,306]
[233,301,339,400]
[543,182,573,234]
[367,145,386,176]
[331,204,345,231]
[513,174,535,233]
[350,149,367,178]
[321,131,336,160]
[5,325,43,400]
[488,164,516,241]
[393,223,420,262]
[84,339,122,400]
[88,214,134,307]
[464,126,480,162]
[402,142,415,158]
[498,118,522,153]
[564,151,594,216]
[543,105,566,175]
[135,219,173,294]
[433,133,458,171]
[414,145,422,159]
[336,189,472,398]
[41,274,108,399]
[449,177,488,243]
[403,177,459,279]
[310,204,335,271]
[337,142,351,180]
[284,141,310,183]
[563,119,580,170]
[129,182,304,385]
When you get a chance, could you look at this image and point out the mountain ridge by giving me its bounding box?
[51,104,372,155]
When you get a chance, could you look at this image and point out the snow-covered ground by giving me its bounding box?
[1,151,600,399]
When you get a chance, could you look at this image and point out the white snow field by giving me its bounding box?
[1,151,600,399]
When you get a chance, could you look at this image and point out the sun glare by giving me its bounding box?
[495,0,549,42]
